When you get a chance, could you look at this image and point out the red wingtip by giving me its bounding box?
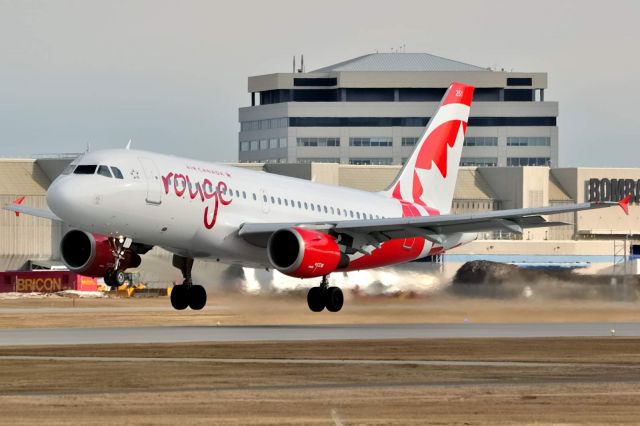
[619,194,632,216]
[12,196,26,217]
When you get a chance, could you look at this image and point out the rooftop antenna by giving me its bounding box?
[292,55,296,73]
[297,54,304,73]
[85,142,91,153]
[126,139,132,150]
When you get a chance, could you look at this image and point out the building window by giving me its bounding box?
[464,137,498,147]
[460,157,498,166]
[279,138,287,148]
[507,77,533,86]
[269,139,278,149]
[468,117,555,126]
[290,117,556,127]
[240,141,250,152]
[349,137,392,147]
[259,140,268,150]
[297,158,340,164]
[296,137,340,147]
[504,89,534,102]
[401,137,419,146]
[250,141,258,151]
[349,158,393,165]
[506,136,551,146]
[240,118,288,131]
[507,157,550,166]
[293,77,337,87]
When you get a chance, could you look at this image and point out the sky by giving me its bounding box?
[0,0,639,166]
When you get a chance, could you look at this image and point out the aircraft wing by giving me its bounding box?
[238,199,629,248]
[3,196,62,221]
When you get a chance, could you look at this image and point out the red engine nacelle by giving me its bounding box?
[60,230,141,277]
[267,227,349,279]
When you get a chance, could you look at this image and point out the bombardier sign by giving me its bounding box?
[587,178,639,203]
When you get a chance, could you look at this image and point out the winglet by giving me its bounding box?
[619,194,633,215]
[12,196,26,217]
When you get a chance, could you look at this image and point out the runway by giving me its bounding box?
[0,322,637,346]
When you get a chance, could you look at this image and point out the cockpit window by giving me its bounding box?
[97,165,112,178]
[111,167,124,179]
[62,164,76,175]
[73,165,97,175]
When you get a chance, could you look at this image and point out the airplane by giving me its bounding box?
[4,82,631,312]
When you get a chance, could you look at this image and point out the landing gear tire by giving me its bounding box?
[324,286,344,312]
[114,270,126,286]
[104,268,125,289]
[188,285,207,310]
[170,285,189,310]
[307,287,325,312]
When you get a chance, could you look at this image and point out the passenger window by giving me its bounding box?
[336,208,341,215]
[304,202,308,209]
[277,197,282,205]
[242,191,246,199]
[263,195,267,202]
[350,210,354,218]
[111,167,124,179]
[270,196,275,204]
[284,199,288,206]
[73,165,97,175]
[316,204,321,211]
[235,190,240,198]
[323,206,328,213]
[297,201,301,208]
[311,204,315,211]
[97,165,112,178]
[330,207,334,214]
[356,212,361,219]
[253,193,257,201]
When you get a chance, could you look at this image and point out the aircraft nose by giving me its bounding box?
[47,177,80,221]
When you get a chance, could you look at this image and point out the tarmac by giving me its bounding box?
[0,321,636,345]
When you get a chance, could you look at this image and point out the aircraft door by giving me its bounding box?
[138,157,162,205]
[260,188,270,214]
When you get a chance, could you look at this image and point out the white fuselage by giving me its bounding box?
[47,149,466,270]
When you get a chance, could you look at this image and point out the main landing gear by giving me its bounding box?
[307,275,343,313]
[170,255,207,311]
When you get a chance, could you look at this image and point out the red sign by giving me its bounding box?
[0,271,98,293]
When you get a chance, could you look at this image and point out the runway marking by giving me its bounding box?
[1,355,639,369]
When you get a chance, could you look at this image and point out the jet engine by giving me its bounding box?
[267,227,349,278]
[60,230,141,277]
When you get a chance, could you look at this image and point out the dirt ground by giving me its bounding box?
[2,296,640,423]
[1,293,640,328]
[1,338,640,424]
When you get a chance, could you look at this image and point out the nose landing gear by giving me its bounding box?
[307,275,343,313]
[170,255,207,311]
[103,237,135,288]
